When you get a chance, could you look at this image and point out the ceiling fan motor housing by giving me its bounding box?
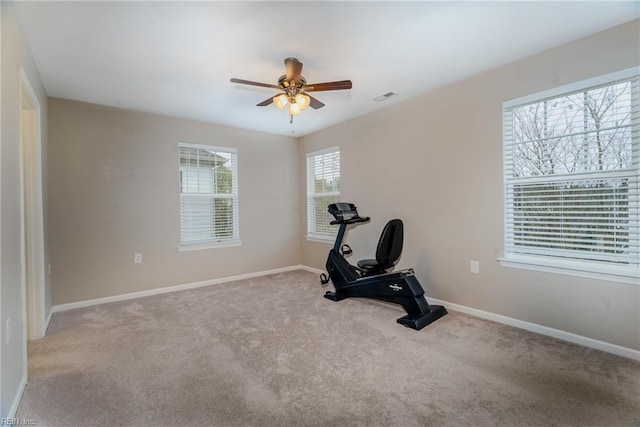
[278,75,306,90]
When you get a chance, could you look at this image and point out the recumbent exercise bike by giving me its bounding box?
[320,203,447,330]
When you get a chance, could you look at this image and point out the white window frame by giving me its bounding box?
[178,142,240,251]
[500,67,640,285]
[306,147,340,242]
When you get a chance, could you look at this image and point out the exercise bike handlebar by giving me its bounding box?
[330,216,370,225]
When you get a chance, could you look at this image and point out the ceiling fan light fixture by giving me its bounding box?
[273,93,288,110]
[289,101,302,115]
[295,93,311,110]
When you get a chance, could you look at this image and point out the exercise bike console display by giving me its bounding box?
[328,202,370,225]
[320,203,447,330]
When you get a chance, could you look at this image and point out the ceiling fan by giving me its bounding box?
[230,57,353,123]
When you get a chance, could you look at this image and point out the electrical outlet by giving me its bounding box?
[134,253,142,264]
[6,318,11,344]
[470,260,480,274]
[48,263,52,275]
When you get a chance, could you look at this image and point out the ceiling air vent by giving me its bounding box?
[373,92,398,102]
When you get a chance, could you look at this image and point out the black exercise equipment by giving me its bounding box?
[320,202,447,330]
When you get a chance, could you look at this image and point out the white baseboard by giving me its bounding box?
[300,265,324,275]
[43,309,53,334]
[300,265,636,359]
[7,375,27,418]
[428,297,640,361]
[52,265,305,314]
[49,264,638,361]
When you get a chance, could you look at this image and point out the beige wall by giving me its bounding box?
[48,98,300,305]
[300,19,640,350]
[1,1,50,417]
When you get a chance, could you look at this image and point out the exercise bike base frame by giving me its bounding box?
[396,305,447,330]
[324,248,447,330]
[324,289,447,331]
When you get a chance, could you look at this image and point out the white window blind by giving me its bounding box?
[179,143,239,247]
[503,71,639,275]
[307,147,340,239]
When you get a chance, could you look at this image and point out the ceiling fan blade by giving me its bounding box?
[305,80,352,92]
[230,78,280,90]
[256,97,274,107]
[285,58,303,83]
[307,94,325,109]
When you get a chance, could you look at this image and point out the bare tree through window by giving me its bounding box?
[504,76,638,266]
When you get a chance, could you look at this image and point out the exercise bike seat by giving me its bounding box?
[357,219,403,275]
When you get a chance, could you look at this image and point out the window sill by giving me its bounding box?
[306,235,335,244]
[498,255,639,285]
[178,240,242,252]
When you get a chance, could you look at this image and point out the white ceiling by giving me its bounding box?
[13,1,640,137]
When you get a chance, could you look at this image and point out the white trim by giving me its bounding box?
[17,74,29,411]
[178,141,238,154]
[7,375,27,419]
[301,264,638,359]
[18,66,46,341]
[177,240,242,252]
[300,265,324,275]
[51,265,305,313]
[43,309,53,335]
[0,1,3,414]
[498,255,640,286]
[45,264,640,361]
[427,297,640,361]
[306,146,340,158]
[503,66,640,108]
[305,235,334,244]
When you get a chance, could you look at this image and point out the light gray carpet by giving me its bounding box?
[17,270,640,426]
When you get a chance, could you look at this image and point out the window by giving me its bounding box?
[502,68,639,282]
[307,147,340,240]
[179,143,239,249]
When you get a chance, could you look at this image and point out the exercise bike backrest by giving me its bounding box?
[372,219,403,270]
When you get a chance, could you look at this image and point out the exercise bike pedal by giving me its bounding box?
[320,273,330,285]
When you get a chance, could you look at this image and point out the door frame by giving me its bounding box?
[18,65,46,342]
